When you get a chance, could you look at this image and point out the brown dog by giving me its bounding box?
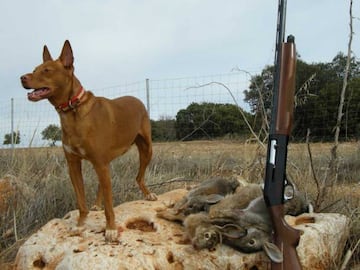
[20,40,157,242]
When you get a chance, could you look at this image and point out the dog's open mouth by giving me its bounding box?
[27,87,51,101]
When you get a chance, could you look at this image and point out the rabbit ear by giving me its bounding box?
[263,241,283,263]
[204,194,224,204]
[219,224,246,239]
[211,210,243,225]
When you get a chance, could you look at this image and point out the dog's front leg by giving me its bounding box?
[90,184,103,211]
[65,153,89,226]
[93,162,118,242]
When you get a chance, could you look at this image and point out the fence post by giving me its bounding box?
[146,78,150,117]
[11,98,14,149]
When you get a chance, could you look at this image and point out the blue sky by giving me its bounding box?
[0,0,357,101]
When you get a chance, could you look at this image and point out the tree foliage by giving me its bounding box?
[3,131,20,145]
[243,52,360,141]
[151,116,176,142]
[41,124,62,146]
[175,102,252,140]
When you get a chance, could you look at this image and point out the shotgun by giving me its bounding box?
[263,0,301,269]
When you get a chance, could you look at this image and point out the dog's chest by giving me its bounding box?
[61,129,91,158]
[63,143,87,157]
[60,115,92,157]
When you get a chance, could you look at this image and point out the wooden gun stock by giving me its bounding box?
[269,205,302,270]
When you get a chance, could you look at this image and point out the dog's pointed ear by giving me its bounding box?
[43,45,53,62]
[59,40,74,68]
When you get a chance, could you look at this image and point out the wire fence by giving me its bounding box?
[0,72,251,148]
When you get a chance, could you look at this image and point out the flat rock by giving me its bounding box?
[14,189,349,270]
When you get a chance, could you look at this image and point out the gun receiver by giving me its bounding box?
[263,36,301,270]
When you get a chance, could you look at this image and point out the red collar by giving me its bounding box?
[57,87,86,112]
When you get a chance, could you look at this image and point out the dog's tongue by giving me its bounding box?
[27,88,49,101]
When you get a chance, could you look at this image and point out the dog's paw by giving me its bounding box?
[77,217,87,227]
[69,225,86,237]
[105,229,119,243]
[145,193,158,201]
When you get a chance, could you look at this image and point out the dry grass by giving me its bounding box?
[0,140,359,269]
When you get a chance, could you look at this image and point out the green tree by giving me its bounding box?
[175,102,252,140]
[243,53,360,141]
[243,65,273,115]
[151,116,176,141]
[41,124,62,146]
[3,131,20,145]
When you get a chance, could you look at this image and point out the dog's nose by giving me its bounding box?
[20,75,32,89]
[21,75,28,82]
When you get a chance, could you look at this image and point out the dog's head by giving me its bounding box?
[20,40,75,102]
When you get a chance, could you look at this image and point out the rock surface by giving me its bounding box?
[14,189,349,270]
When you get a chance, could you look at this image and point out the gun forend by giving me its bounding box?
[275,35,296,135]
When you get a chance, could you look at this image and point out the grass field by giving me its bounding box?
[0,140,359,269]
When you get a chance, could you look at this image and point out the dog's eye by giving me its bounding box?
[42,67,52,73]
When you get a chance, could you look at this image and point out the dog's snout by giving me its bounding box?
[21,74,32,89]
[21,75,28,82]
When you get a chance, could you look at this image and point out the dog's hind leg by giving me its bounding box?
[64,153,89,226]
[134,133,157,201]
[92,162,118,242]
